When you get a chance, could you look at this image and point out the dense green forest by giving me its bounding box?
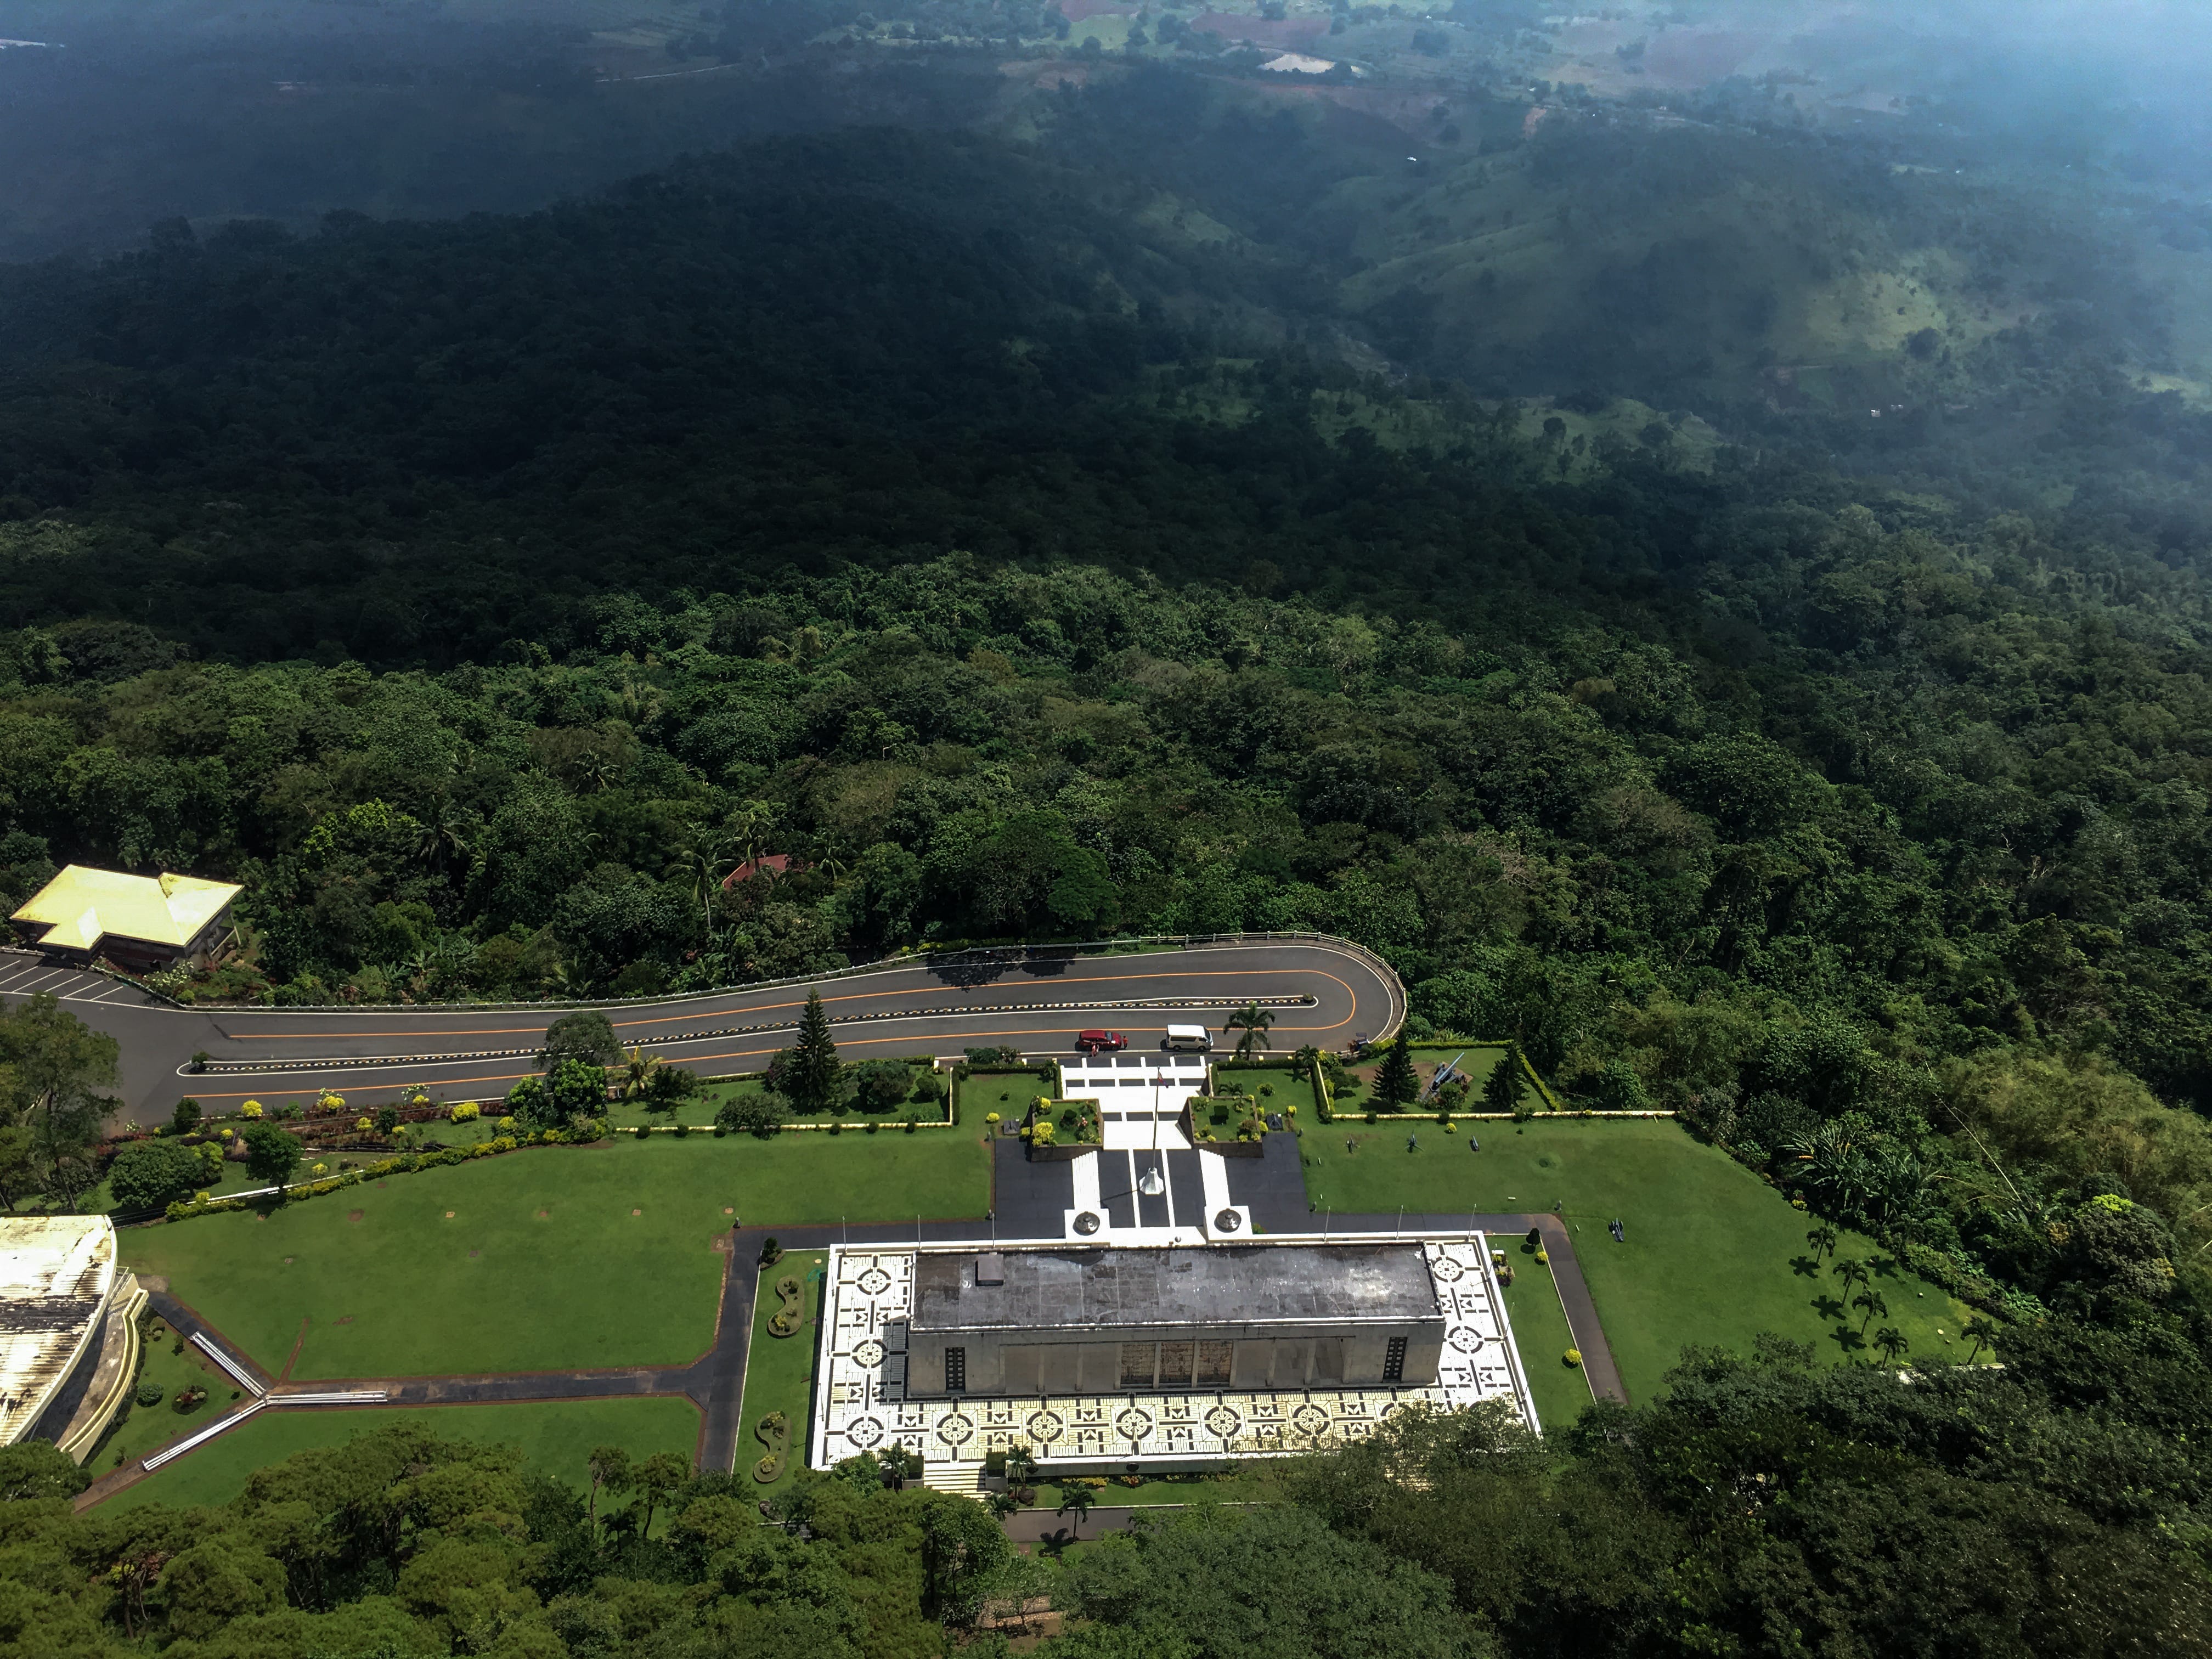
[4,65,2212,1656]
[4,1336,2208,1658]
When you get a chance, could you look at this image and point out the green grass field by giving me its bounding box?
[1298,1118,1972,1401]
[1493,1248,1591,1432]
[1209,1066,1318,1120]
[85,1318,244,1475]
[734,1252,827,1497]
[97,1397,701,1513]
[120,1132,990,1380]
[957,1067,1060,1126]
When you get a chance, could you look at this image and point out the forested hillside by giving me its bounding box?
[4,88,2212,1658]
[5,1368,2208,1658]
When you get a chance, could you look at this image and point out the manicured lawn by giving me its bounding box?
[1492,1245,1591,1433]
[958,1069,1060,1127]
[1209,1068,1317,1121]
[734,1251,827,1496]
[1297,1118,1972,1401]
[84,1316,245,1476]
[120,1132,990,1381]
[98,1397,701,1512]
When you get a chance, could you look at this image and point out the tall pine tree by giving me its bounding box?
[791,988,843,1114]
[1373,1038,1418,1111]
[1483,1042,1528,1115]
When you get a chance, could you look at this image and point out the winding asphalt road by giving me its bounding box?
[0,937,1403,1122]
[40,935,1630,1505]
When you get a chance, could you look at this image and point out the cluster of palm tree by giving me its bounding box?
[1785,1122,1940,1233]
[664,799,788,949]
[397,933,475,1001]
[1807,1222,2001,1364]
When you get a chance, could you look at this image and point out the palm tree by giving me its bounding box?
[1054,1483,1094,1532]
[414,794,470,877]
[1226,1002,1276,1060]
[1005,1444,1037,1488]
[617,1046,662,1101]
[573,749,622,794]
[1872,1327,1909,1365]
[666,834,735,945]
[1831,1256,1868,1299]
[1963,1315,1998,1363]
[1853,1288,1887,1335]
[1805,1223,1838,1261]
[399,944,438,1000]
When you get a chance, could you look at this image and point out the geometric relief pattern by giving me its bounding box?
[809,1237,1540,1474]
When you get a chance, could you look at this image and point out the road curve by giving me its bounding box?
[0,938,1404,1121]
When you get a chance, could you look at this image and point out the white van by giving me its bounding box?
[1164,1024,1212,1052]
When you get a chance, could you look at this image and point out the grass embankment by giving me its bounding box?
[1492,1245,1589,1432]
[1298,1117,1971,1401]
[733,1252,827,1498]
[98,1398,701,1513]
[85,1318,242,1475]
[121,1132,990,1381]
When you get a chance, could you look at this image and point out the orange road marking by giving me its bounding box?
[219,964,1362,1041]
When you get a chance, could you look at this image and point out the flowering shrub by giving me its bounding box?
[1564,1348,1583,1368]
[240,1101,263,1119]
[449,1102,479,1123]
[317,1091,346,1115]
[355,1116,373,1132]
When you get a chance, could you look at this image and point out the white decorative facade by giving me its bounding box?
[807,1234,1536,1479]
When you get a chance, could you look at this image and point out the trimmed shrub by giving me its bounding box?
[717,1092,784,1138]
[108,1139,206,1213]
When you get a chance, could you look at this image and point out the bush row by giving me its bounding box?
[160,1129,581,1221]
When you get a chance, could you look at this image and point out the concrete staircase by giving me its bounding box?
[922,1460,986,1499]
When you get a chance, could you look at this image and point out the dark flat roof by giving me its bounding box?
[910,1243,1440,1332]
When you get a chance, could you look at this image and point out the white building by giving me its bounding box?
[1,1217,149,1464]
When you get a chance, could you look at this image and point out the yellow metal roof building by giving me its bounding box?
[10,865,242,955]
